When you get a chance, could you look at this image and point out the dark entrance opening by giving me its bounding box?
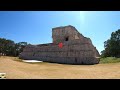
[65,37,69,41]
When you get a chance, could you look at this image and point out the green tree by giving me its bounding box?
[0,38,28,57]
[101,29,120,57]
[0,38,15,56]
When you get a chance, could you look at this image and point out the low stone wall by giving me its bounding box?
[19,42,100,65]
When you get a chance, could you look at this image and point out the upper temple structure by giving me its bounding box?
[19,25,100,65]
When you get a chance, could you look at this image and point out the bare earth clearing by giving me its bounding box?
[0,56,120,79]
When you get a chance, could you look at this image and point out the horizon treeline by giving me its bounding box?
[0,38,30,57]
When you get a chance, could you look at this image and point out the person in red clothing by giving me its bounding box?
[58,42,63,48]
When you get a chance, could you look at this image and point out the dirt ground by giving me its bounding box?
[0,56,120,79]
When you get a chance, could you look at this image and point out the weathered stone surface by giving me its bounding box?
[19,25,100,65]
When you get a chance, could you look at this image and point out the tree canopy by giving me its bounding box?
[0,38,29,57]
[101,29,120,58]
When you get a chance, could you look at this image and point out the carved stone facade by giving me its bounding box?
[19,25,100,65]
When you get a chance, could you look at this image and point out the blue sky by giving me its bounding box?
[0,11,120,53]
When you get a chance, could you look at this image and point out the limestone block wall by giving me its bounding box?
[19,41,100,64]
[19,25,100,65]
[52,25,82,44]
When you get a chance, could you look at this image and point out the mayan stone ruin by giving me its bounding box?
[19,25,100,65]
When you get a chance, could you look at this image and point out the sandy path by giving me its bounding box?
[0,56,120,79]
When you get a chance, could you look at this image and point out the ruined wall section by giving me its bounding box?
[19,42,100,64]
[19,25,100,64]
[52,25,93,45]
[52,25,76,44]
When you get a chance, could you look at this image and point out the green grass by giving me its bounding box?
[100,57,120,64]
